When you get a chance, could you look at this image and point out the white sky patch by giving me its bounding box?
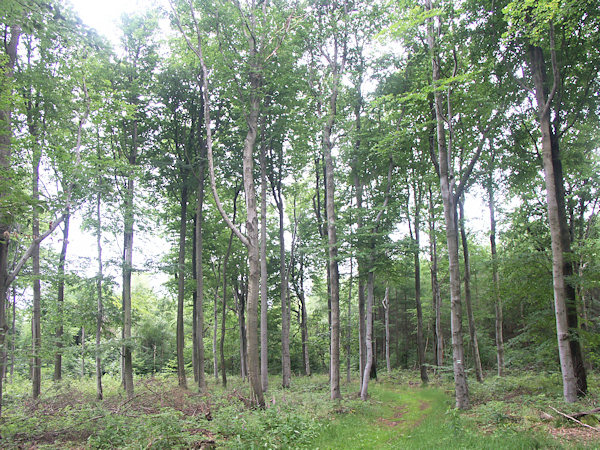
[68,0,166,46]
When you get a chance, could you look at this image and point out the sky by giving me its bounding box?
[68,0,165,46]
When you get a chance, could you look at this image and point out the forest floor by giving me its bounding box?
[0,370,598,448]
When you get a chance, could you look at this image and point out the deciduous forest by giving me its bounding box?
[1,0,599,447]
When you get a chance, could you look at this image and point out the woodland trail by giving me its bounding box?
[308,384,569,449]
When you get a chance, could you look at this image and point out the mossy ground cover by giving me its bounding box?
[0,370,598,448]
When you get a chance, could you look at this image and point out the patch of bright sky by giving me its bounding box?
[68,0,167,46]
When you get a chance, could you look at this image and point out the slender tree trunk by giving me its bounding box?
[53,211,69,382]
[429,190,443,369]
[176,186,188,389]
[346,258,353,382]
[382,287,390,373]
[413,198,428,383]
[459,198,483,382]
[360,269,374,400]
[488,182,504,376]
[259,121,269,393]
[220,190,238,388]
[32,142,41,400]
[122,162,135,399]
[195,157,206,392]
[529,43,580,402]
[213,276,219,382]
[0,25,20,417]
[426,0,469,408]
[274,186,291,388]
[324,106,341,401]
[10,288,16,383]
[192,220,198,383]
[81,326,85,378]
[354,174,366,384]
[95,193,104,400]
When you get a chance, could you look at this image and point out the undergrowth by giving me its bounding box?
[0,370,597,448]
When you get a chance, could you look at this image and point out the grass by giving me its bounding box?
[0,370,598,448]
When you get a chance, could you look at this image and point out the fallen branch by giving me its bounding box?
[549,406,600,433]
[570,407,600,419]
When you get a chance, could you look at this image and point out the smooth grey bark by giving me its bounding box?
[458,197,483,382]
[360,269,375,400]
[176,185,188,389]
[528,41,578,402]
[487,181,504,377]
[31,140,41,400]
[195,156,206,393]
[259,122,269,393]
[382,287,390,373]
[212,267,220,382]
[324,100,341,401]
[95,192,104,400]
[347,258,353,382]
[221,188,239,388]
[270,162,291,389]
[122,123,136,399]
[426,0,469,408]
[54,211,70,382]
[359,161,393,400]
[409,184,428,383]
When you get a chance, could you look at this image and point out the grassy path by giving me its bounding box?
[310,384,563,449]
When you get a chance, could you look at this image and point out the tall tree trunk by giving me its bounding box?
[426,0,469,408]
[412,192,428,383]
[213,273,219,382]
[195,157,206,392]
[32,144,41,400]
[429,190,443,368]
[346,258,353,382]
[528,42,581,401]
[176,186,188,389]
[220,189,239,388]
[95,193,104,400]
[81,326,85,378]
[324,99,341,401]
[242,79,264,406]
[273,181,291,388]
[354,173,367,384]
[259,120,269,393]
[192,219,198,383]
[54,212,70,382]
[122,144,136,399]
[0,24,20,417]
[360,268,374,400]
[458,198,483,382]
[382,287,390,373]
[488,182,504,377]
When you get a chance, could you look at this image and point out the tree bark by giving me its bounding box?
[412,191,428,383]
[195,155,206,392]
[324,96,341,401]
[458,197,483,382]
[272,171,291,389]
[31,142,41,400]
[528,42,580,402]
[382,287,390,373]
[95,192,104,400]
[426,0,469,408]
[259,121,269,393]
[54,211,70,382]
[176,185,188,389]
[360,269,374,400]
[122,130,136,399]
[0,25,21,416]
[346,258,353,382]
[488,181,504,376]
